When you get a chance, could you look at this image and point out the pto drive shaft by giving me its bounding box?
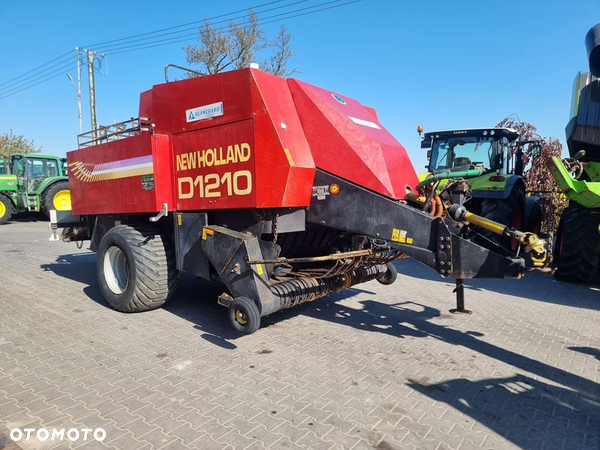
[448,204,549,268]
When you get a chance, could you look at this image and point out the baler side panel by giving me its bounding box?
[149,70,254,136]
[172,120,256,210]
[288,79,419,200]
[67,133,166,215]
[250,70,315,208]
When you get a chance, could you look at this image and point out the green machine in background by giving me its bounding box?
[419,127,543,252]
[0,154,71,225]
[548,23,600,283]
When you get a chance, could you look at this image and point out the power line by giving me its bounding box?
[0,50,75,89]
[0,0,297,91]
[0,62,79,100]
[0,0,363,100]
[105,0,357,55]
[93,0,312,54]
[84,0,291,48]
[0,55,78,95]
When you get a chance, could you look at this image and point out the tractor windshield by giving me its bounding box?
[429,136,502,173]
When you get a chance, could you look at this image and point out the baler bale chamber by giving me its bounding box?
[57,67,546,334]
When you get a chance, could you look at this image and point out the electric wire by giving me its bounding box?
[0,49,75,88]
[0,56,79,96]
[109,0,360,56]
[84,0,290,48]
[0,0,298,93]
[0,0,363,100]
[92,0,311,53]
[0,62,79,100]
[96,0,347,54]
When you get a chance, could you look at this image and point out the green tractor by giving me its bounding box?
[548,23,600,282]
[418,127,543,251]
[0,154,71,225]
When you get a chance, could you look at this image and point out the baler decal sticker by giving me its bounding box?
[69,156,154,182]
[348,116,381,130]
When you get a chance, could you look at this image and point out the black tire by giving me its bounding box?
[527,202,543,236]
[480,184,525,251]
[377,262,398,285]
[96,223,179,312]
[0,195,13,225]
[41,180,71,218]
[553,203,600,283]
[229,297,261,335]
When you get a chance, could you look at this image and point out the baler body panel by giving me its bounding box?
[68,133,173,215]
[173,120,256,210]
[250,70,315,208]
[288,78,419,200]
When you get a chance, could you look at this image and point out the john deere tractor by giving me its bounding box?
[0,154,71,225]
[419,128,543,251]
[548,23,600,283]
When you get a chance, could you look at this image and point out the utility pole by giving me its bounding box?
[66,48,83,135]
[86,49,98,141]
[76,48,82,134]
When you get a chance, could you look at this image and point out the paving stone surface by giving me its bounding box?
[0,217,599,450]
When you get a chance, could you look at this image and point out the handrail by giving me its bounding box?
[164,64,205,82]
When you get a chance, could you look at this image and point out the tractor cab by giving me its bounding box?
[421,128,520,175]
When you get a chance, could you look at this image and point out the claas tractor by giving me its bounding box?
[0,154,71,225]
[418,128,544,252]
[52,66,549,334]
[548,23,600,283]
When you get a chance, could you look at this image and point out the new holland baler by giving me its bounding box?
[55,67,548,334]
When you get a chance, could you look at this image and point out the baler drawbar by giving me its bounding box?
[53,66,549,334]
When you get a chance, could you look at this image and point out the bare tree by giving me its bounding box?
[0,130,41,157]
[183,10,299,77]
[497,116,567,233]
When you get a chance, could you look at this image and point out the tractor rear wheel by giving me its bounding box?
[0,195,13,225]
[553,203,600,283]
[479,185,526,251]
[97,224,179,312]
[41,181,71,218]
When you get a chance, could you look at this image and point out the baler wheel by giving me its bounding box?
[96,224,179,312]
[377,262,398,285]
[553,203,600,283]
[229,297,261,335]
[0,195,13,225]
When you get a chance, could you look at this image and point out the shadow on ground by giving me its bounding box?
[41,253,600,446]
[392,259,600,312]
[408,374,599,450]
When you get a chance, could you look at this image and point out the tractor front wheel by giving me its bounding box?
[97,224,179,312]
[0,195,13,225]
[553,203,600,283]
[41,181,71,218]
[479,185,526,251]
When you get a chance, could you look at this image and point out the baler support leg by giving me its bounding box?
[450,278,472,314]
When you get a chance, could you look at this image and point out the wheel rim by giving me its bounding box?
[53,190,71,210]
[511,205,523,251]
[235,308,249,325]
[104,246,129,295]
[0,201,6,219]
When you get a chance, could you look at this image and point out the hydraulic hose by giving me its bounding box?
[416,169,484,192]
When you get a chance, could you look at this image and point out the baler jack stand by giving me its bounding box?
[450,278,472,314]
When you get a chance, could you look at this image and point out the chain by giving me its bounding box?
[271,213,279,244]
